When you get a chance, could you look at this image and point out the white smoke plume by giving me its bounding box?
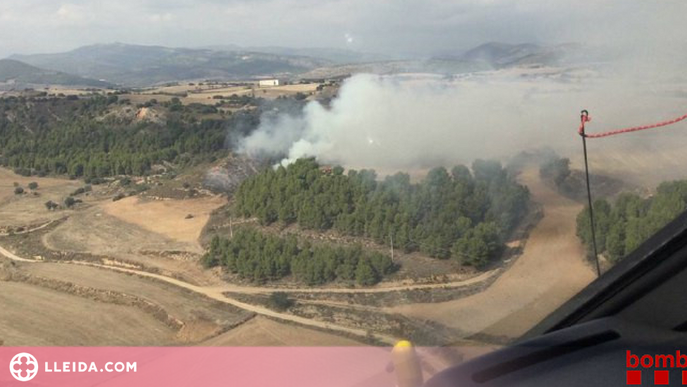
[238,68,687,172]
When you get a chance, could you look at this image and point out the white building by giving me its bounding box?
[258,79,280,87]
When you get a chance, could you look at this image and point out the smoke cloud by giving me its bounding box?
[238,66,687,172]
[239,73,542,169]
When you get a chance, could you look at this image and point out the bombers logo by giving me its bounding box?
[627,350,687,385]
[9,352,38,382]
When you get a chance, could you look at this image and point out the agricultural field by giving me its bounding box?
[119,81,322,106]
[102,196,225,246]
[0,168,81,228]
[0,281,177,346]
[202,316,361,346]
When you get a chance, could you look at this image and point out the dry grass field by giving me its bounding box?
[202,316,362,346]
[125,82,320,105]
[0,281,178,346]
[40,207,216,284]
[36,81,322,107]
[102,196,225,246]
[0,168,82,227]
[18,261,253,343]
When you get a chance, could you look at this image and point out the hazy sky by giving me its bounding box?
[0,0,684,58]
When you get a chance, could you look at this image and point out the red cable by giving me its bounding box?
[578,110,687,138]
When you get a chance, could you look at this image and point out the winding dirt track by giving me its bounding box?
[387,166,596,339]
[0,245,35,262]
[205,269,497,294]
[0,249,395,344]
[0,241,497,344]
[0,219,60,237]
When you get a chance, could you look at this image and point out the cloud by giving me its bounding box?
[149,12,174,22]
[55,3,90,23]
[0,0,682,59]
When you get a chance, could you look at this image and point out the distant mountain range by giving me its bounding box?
[0,59,112,89]
[10,43,333,87]
[4,42,591,88]
[203,45,393,64]
[444,42,582,68]
[302,42,587,79]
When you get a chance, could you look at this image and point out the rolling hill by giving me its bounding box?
[301,42,587,79]
[7,42,597,87]
[0,59,112,88]
[436,42,582,68]
[11,43,332,87]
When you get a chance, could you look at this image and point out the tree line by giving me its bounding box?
[577,180,687,262]
[203,228,396,285]
[0,95,275,178]
[234,158,529,268]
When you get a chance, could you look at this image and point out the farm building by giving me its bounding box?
[258,79,280,87]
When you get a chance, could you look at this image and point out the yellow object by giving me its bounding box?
[391,340,423,387]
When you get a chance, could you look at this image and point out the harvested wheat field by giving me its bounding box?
[202,316,362,346]
[0,281,177,346]
[43,207,192,256]
[102,196,226,246]
[22,262,253,342]
[40,207,217,285]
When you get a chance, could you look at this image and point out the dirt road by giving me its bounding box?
[0,245,398,344]
[0,241,500,344]
[0,219,60,237]
[205,269,498,295]
[0,245,36,262]
[387,166,596,339]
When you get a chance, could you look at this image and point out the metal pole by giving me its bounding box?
[581,134,601,277]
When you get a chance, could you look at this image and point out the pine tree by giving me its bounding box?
[355,258,378,286]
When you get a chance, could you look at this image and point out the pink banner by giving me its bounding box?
[2,347,408,387]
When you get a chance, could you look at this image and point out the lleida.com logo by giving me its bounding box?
[8,352,137,382]
[9,352,39,382]
[627,350,687,385]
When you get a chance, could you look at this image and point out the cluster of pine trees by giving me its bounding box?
[577,180,687,262]
[234,158,529,268]
[0,95,252,178]
[203,228,396,285]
